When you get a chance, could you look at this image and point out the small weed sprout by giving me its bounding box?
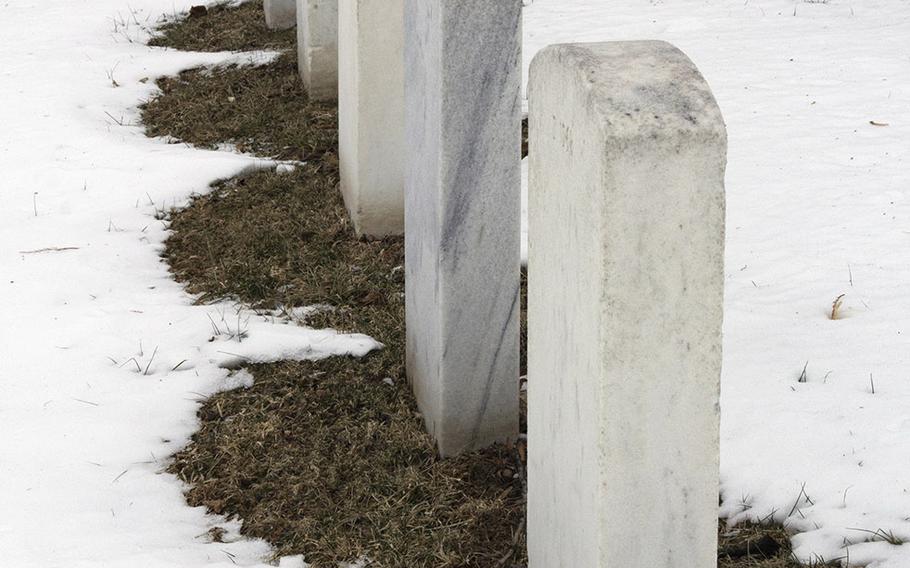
[153,206,168,221]
[738,493,754,513]
[118,344,160,375]
[787,482,814,520]
[106,63,120,88]
[109,8,152,44]
[103,111,132,127]
[207,307,250,343]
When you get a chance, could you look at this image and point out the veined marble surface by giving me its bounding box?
[404,0,522,457]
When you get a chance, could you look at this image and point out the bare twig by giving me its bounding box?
[19,246,80,254]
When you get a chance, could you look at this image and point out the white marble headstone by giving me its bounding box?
[338,0,405,238]
[404,0,522,457]
[527,41,726,567]
[296,0,338,101]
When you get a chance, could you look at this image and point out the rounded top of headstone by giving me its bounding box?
[530,41,726,142]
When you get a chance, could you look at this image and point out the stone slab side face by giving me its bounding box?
[527,41,726,567]
[338,0,405,237]
[264,0,296,30]
[404,0,522,457]
[297,0,338,101]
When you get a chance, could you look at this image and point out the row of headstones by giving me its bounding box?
[265,0,727,565]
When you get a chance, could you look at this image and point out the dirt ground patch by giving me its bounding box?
[148,3,820,567]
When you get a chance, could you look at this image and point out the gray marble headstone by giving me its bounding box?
[404,0,522,457]
[264,0,296,30]
[527,41,726,567]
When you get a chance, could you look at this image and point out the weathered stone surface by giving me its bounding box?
[338,0,404,237]
[404,0,522,457]
[527,41,727,567]
[264,0,296,30]
[296,0,338,101]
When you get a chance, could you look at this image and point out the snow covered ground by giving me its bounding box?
[0,2,376,567]
[0,0,907,566]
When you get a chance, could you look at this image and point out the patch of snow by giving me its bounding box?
[208,50,283,70]
[277,555,308,568]
[201,308,381,369]
[0,2,372,567]
[223,369,255,390]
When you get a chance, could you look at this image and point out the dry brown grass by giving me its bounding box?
[149,0,295,53]
[719,522,842,567]
[163,164,527,567]
[140,52,335,161]
[149,4,818,567]
[172,356,526,567]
